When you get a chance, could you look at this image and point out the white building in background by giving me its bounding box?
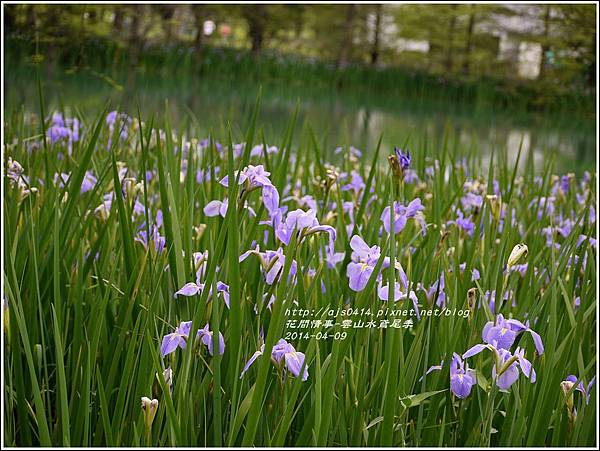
[482,5,547,80]
[395,38,429,54]
[517,42,542,79]
[388,4,550,79]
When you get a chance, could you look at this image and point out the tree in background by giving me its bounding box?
[3,3,596,101]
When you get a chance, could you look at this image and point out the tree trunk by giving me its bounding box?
[192,5,205,67]
[112,6,124,34]
[26,5,36,29]
[128,5,145,77]
[157,5,176,43]
[445,5,458,74]
[336,4,356,70]
[4,5,16,32]
[243,5,267,54]
[538,5,551,79]
[293,5,305,51]
[462,5,476,76]
[370,4,382,66]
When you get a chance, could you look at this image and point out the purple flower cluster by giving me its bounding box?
[380,198,426,235]
[423,314,544,397]
[240,338,309,381]
[47,112,80,154]
[160,321,225,357]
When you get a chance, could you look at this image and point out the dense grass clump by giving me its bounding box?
[2,93,597,447]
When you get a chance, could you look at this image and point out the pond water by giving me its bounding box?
[4,68,596,175]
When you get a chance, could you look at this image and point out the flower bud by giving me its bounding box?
[387,154,402,179]
[486,194,501,222]
[94,203,110,222]
[467,287,477,312]
[507,243,528,269]
[193,224,207,240]
[325,166,338,188]
[122,177,138,200]
[560,380,576,423]
[388,146,411,180]
[153,367,174,399]
[141,397,159,430]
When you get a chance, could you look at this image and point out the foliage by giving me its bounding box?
[3,3,596,112]
[2,86,597,446]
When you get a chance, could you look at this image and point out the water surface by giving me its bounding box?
[4,68,596,175]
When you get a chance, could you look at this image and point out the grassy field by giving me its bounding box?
[2,90,597,447]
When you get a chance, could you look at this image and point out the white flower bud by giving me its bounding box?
[507,243,528,269]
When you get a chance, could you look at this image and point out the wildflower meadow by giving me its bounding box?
[2,86,597,447]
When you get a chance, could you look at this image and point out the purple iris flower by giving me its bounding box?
[48,125,71,144]
[250,144,279,158]
[204,197,256,218]
[463,343,536,390]
[347,262,374,292]
[94,192,116,219]
[240,338,308,381]
[219,164,280,220]
[348,233,379,260]
[293,194,318,211]
[160,321,224,357]
[403,169,419,184]
[346,235,383,292]
[492,347,536,389]
[262,185,280,220]
[454,210,475,236]
[460,192,483,213]
[204,199,229,217]
[420,273,446,307]
[81,171,97,193]
[219,164,272,189]
[160,321,193,357]
[394,146,411,170]
[239,246,298,285]
[377,279,420,319]
[106,111,131,149]
[528,196,555,220]
[106,111,118,127]
[47,113,70,142]
[46,113,80,154]
[6,157,24,183]
[346,235,407,292]
[135,225,166,254]
[553,175,571,195]
[174,281,230,308]
[196,324,226,356]
[324,242,345,269]
[341,170,365,195]
[232,143,246,158]
[577,234,597,249]
[418,359,445,382]
[482,314,544,355]
[274,208,336,246]
[483,290,515,314]
[54,172,71,189]
[450,353,477,398]
[380,198,426,235]
[196,169,213,184]
[507,263,529,277]
[563,375,596,405]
